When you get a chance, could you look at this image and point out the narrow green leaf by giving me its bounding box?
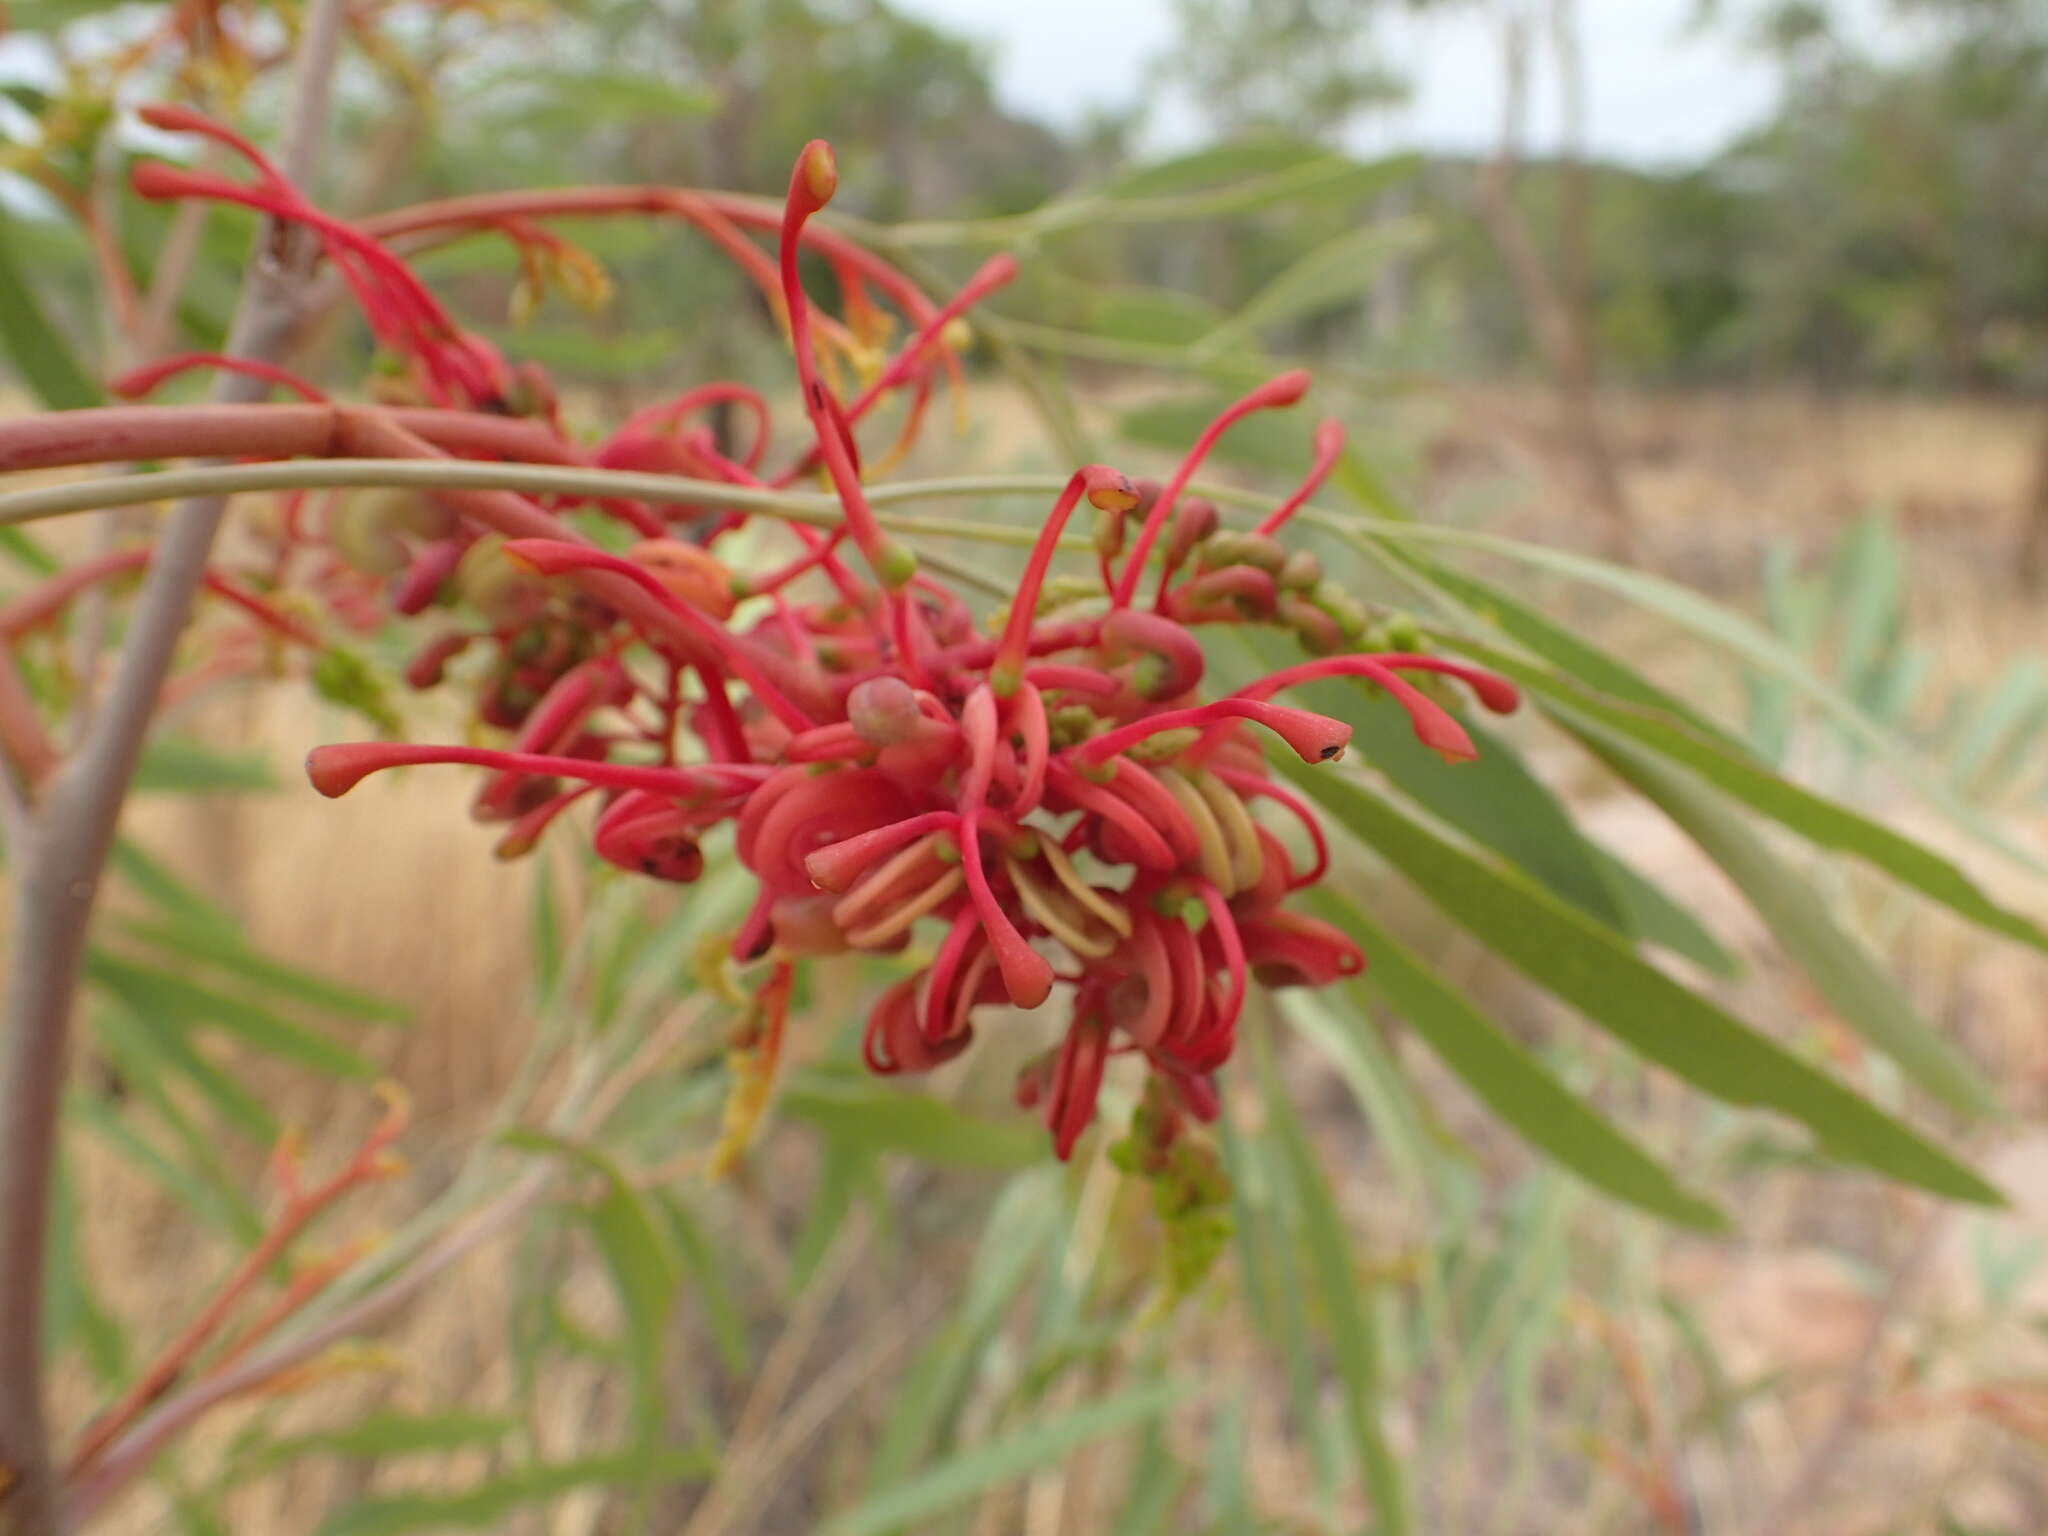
[86,951,375,1079]
[132,736,279,794]
[1449,639,2048,957]
[316,1451,711,1536]
[1200,1390,1254,1530]
[779,1073,1043,1171]
[0,528,58,575]
[655,1193,751,1376]
[501,1130,679,1357]
[46,1147,128,1383]
[1282,762,2000,1205]
[1303,672,1629,933]
[67,1088,260,1244]
[1586,846,1740,977]
[255,1410,516,1466]
[1258,1032,1410,1535]
[1110,1424,1186,1536]
[118,918,409,1024]
[1354,527,2047,879]
[821,1379,1184,1536]
[1577,725,1999,1120]
[1305,892,1727,1228]
[1082,286,1226,347]
[88,986,276,1140]
[787,1135,875,1289]
[1374,543,1748,750]
[1198,218,1428,354]
[1102,134,1334,199]
[0,206,102,410]
[864,1170,1060,1496]
[110,837,239,933]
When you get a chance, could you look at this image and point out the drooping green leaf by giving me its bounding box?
[1576,724,1999,1120]
[315,1450,712,1536]
[1306,666,1626,929]
[1111,1423,1187,1536]
[118,917,409,1024]
[655,1192,751,1377]
[1197,218,1428,354]
[86,951,375,1079]
[1302,892,1726,1228]
[252,1410,517,1468]
[88,986,276,1140]
[46,1145,128,1383]
[1586,845,1741,977]
[500,1131,679,1424]
[1356,526,2047,878]
[1,527,58,575]
[1102,134,1334,199]
[1082,287,1227,347]
[821,1379,1184,1536]
[1449,639,2048,957]
[1281,761,2000,1205]
[67,1088,261,1244]
[779,1073,1044,1171]
[1364,540,1749,749]
[132,736,279,794]
[0,206,102,410]
[110,837,239,933]
[863,1170,1061,1496]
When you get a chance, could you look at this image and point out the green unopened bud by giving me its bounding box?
[1038,574,1099,615]
[1197,531,1287,575]
[1278,594,1345,655]
[1049,704,1101,747]
[455,535,545,626]
[874,538,918,590]
[1277,550,1322,591]
[1309,579,1370,640]
[1129,726,1200,762]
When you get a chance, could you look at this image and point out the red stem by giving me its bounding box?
[1110,370,1310,609]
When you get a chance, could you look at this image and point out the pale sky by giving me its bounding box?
[893,0,1920,167]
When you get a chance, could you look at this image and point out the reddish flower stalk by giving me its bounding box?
[1075,698,1352,769]
[65,1088,409,1478]
[0,548,154,639]
[110,351,329,403]
[776,141,905,592]
[1109,369,1310,609]
[988,466,1136,694]
[306,742,764,801]
[1254,417,1345,536]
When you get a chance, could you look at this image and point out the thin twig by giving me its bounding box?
[0,4,351,1528]
[65,1172,550,1523]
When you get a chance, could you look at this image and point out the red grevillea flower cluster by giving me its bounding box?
[263,139,1521,1160]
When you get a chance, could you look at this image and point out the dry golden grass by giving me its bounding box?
[28,384,2048,1532]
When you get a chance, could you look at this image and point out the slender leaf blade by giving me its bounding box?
[1577,724,1999,1119]
[821,1380,1184,1536]
[1304,893,1726,1228]
[1281,761,2000,1204]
